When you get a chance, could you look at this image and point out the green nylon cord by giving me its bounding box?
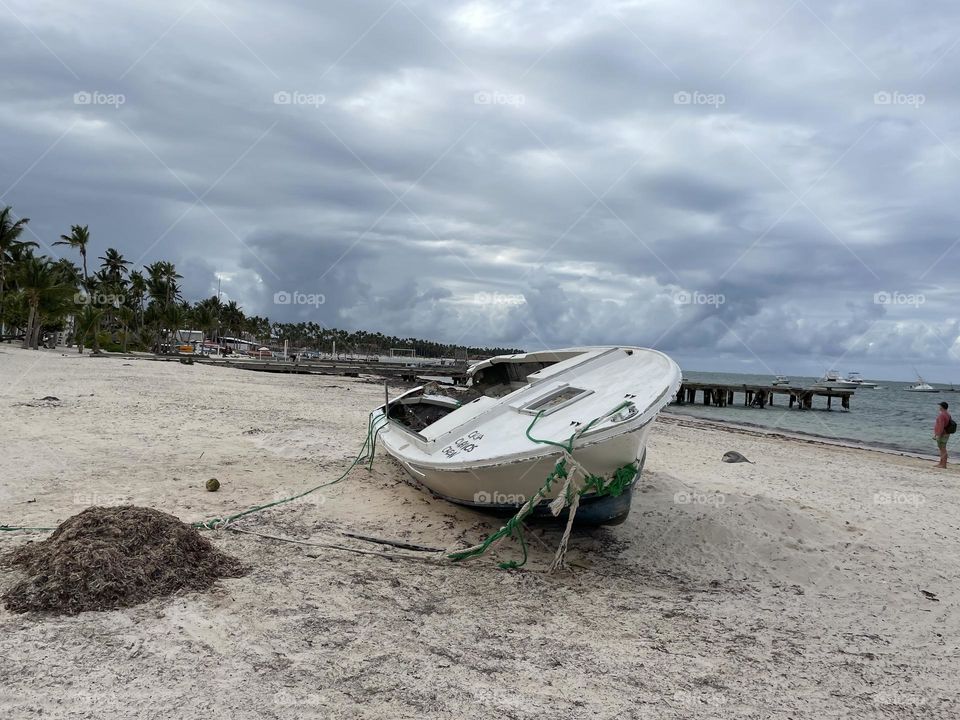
[193,411,388,530]
[449,400,638,568]
[2,412,389,536]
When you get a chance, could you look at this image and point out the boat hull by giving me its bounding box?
[385,423,652,525]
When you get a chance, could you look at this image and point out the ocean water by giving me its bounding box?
[668,371,954,456]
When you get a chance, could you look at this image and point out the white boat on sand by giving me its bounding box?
[373,346,682,526]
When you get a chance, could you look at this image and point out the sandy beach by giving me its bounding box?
[1,345,957,719]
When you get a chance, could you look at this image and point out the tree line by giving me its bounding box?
[0,206,523,358]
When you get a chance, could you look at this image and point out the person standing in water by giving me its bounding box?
[934,401,953,468]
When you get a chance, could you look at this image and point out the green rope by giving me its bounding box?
[1,525,58,533]
[193,411,387,530]
[2,412,388,536]
[448,400,639,568]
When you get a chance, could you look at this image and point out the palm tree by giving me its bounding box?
[128,270,147,331]
[74,304,104,354]
[0,206,37,336]
[54,225,92,282]
[15,257,74,349]
[117,305,135,352]
[98,248,131,282]
[144,261,182,352]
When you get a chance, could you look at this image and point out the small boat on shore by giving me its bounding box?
[372,346,681,525]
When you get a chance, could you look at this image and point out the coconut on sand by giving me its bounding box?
[2,505,246,614]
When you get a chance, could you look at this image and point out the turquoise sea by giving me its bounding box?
[668,371,953,456]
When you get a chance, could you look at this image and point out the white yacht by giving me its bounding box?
[813,370,858,390]
[843,372,879,389]
[907,375,938,393]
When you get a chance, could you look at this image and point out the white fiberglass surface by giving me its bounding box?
[383,347,680,467]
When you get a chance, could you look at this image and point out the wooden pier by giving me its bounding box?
[675,382,853,410]
[189,356,469,384]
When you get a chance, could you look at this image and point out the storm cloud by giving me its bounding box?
[2,0,959,379]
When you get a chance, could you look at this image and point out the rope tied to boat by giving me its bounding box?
[193,411,388,530]
[447,402,640,570]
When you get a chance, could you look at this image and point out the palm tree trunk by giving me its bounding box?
[22,304,36,349]
[30,319,42,349]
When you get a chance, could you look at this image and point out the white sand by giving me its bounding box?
[1,345,957,718]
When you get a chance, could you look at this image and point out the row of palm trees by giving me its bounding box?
[1,205,523,357]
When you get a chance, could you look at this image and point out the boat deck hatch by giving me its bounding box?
[520,385,593,416]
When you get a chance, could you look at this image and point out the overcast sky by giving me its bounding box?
[2,0,959,380]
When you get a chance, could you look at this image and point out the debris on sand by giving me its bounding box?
[2,506,246,614]
[14,396,61,408]
[206,478,221,492]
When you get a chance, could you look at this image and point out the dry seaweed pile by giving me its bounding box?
[2,506,246,614]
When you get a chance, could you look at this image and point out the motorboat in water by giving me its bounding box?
[812,370,858,390]
[772,375,791,386]
[907,375,938,392]
[372,346,682,525]
[843,372,879,389]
